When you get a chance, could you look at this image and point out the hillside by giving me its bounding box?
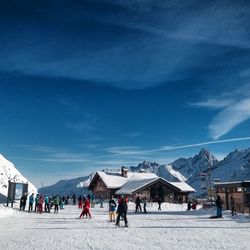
[0,154,37,203]
[38,175,92,196]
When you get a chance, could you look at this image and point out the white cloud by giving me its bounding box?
[191,98,234,109]
[209,98,250,139]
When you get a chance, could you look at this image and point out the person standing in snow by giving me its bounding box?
[44,194,50,213]
[53,195,60,213]
[143,196,147,213]
[115,195,128,227]
[216,195,223,218]
[78,195,83,209]
[109,195,116,222]
[157,197,162,211]
[35,194,39,213]
[135,195,142,213]
[38,194,44,214]
[28,193,34,212]
[72,194,76,205]
[79,197,92,218]
[20,193,27,211]
[230,196,236,216]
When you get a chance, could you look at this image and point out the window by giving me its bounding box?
[237,187,242,192]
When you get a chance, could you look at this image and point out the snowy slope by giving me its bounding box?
[0,154,37,201]
[0,203,249,250]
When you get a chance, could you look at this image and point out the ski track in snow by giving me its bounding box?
[0,203,249,250]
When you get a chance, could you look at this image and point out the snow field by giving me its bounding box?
[0,202,249,250]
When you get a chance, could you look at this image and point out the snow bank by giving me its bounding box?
[0,204,14,218]
[0,154,37,199]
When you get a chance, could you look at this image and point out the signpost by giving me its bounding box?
[6,180,28,207]
[200,173,207,190]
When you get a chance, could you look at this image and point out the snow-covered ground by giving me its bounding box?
[0,202,249,250]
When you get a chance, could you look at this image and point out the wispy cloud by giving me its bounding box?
[193,83,250,139]
[191,98,234,109]
[1,1,250,90]
[209,98,250,139]
[106,137,250,155]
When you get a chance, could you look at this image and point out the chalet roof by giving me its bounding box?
[116,177,158,195]
[94,171,158,189]
[116,177,196,195]
[169,182,196,192]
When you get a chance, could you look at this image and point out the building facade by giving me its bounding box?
[214,181,250,213]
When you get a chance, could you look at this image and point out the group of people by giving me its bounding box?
[135,195,147,213]
[78,194,128,227]
[20,191,238,225]
[187,200,197,210]
[109,195,128,227]
[20,193,65,214]
[211,195,236,218]
[76,194,95,209]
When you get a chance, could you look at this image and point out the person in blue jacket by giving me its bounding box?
[28,193,34,212]
[109,195,116,222]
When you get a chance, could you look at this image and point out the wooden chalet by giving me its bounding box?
[214,181,250,213]
[116,177,195,203]
[88,167,196,202]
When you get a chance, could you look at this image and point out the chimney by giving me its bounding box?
[121,166,128,178]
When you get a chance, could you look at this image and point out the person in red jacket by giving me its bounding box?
[38,195,44,214]
[79,198,92,218]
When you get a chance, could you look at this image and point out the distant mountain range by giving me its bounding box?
[39,147,250,197]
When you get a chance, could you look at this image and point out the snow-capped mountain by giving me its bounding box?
[212,148,250,182]
[39,148,250,197]
[38,174,93,196]
[171,148,218,179]
[0,154,37,202]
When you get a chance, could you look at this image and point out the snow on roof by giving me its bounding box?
[116,177,158,195]
[96,171,158,189]
[116,177,196,195]
[214,180,250,186]
[169,182,196,192]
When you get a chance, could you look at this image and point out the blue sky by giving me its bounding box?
[0,0,250,187]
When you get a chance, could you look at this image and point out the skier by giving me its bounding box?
[135,195,142,213]
[187,201,192,211]
[109,195,116,222]
[28,193,34,212]
[115,195,128,227]
[216,195,223,218]
[79,198,92,218]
